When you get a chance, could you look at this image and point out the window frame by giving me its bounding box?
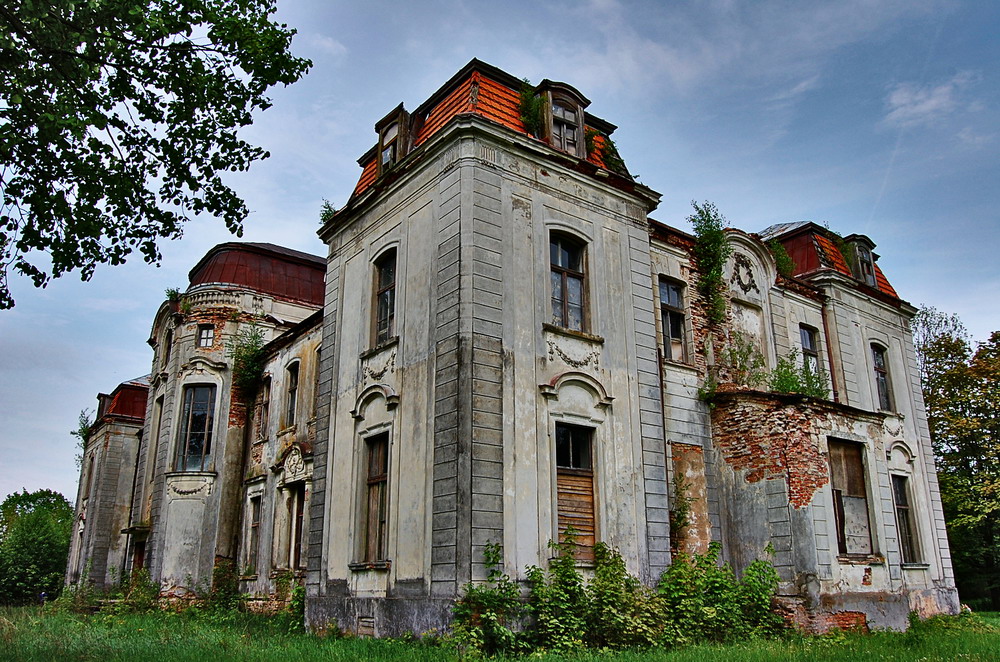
[361,432,390,563]
[197,324,214,348]
[891,474,919,564]
[372,249,397,347]
[855,245,877,287]
[828,438,874,558]
[550,99,581,154]
[871,344,894,411]
[246,494,262,574]
[550,233,587,332]
[799,324,820,375]
[288,482,306,570]
[285,362,299,427]
[658,277,687,362]
[175,384,217,472]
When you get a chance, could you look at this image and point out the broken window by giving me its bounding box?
[871,344,893,411]
[891,475,919,563]
[197,324,214,348]
[551,101,579,154]
[550,234,586,332]
[362,433,389,562]
[175,384,216,471]
[855,245,877,287]
[555,422,595,561]
[247,495,262,574]
[287,483,306,569]
[659,277,687,362]
[285,362,299,427]
[828,439,872,556]
[380,122,398,170]
[373,250,397,346]
[255,378,270,441]
[800,324,820,374]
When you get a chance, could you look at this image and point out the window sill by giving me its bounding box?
[837,554,885,565]
[902,562,929,570]
[360,336,399,360]
[661,358,699,374]
[349,560,391,572]
[543,323,604,344]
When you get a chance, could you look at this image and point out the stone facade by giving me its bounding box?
[70,59,957,634]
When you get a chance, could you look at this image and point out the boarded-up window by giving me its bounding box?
[829,439,872,556]
[363,433,389,562]
[555,423,595,561]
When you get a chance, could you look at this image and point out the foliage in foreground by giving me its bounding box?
[452,538,782,656]
[2,606,997,662]
[0,0,312,308]
[0,490,73,604]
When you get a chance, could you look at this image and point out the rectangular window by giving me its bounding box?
[288,484,306,569]
[856,245,877,287]
[255,378,270,441]
[247,495,262,573]
[363,433,389,562]
[659,278,686,362]
[285,363,299,427]
[892,475,919,563]
[828,439,872,556]
[552,102,579,153]
[197,324,214,348]
[550,235,586,331]
[871,344,893,411]
[175,385,216,471]
[800,324,820,374]
[374,251,397,346]
[555,423,595,561]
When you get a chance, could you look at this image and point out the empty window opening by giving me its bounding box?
[829,439,872,556]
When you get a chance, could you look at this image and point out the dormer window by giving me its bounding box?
[855,245,876,287]
[537,80,589,159]
[375,104,409,177]
[551,102,579,153]
[380,123,398,169]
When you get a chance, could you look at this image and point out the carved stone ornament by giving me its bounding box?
[284,447,306,480]
[363,350,396,382]
[731,253,759,294]
[547,339,600,369]
[166,474,214,500]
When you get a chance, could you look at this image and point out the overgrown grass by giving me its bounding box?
[1,606,998,661]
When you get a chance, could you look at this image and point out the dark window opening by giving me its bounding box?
[856,245,877,287]
[659,278,687,362]
[285,363,299,427]
[829,439,872,556]
[871,344,893,411]
[552,102,579,153]
[363,433,389,562]
[289,484,306,569]
[550,235,586,331]
[374,250,397,346]
[247,495,261,573]
[555,423,595,561]
[892,475,919,563]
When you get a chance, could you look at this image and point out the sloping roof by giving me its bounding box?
[187,242,326,306]
[97,377,150,423]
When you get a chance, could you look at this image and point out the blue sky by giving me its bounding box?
[2,0,998,503]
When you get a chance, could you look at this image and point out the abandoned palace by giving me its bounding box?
[68,59,959,634]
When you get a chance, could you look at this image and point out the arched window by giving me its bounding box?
[285,362,299,427]
[373,249,397,346]
[550,234,586,331]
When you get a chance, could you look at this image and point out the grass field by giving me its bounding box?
[2,607,998,661]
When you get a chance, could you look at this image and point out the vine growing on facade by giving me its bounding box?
[689,201,732,325]
[226,321,266,398]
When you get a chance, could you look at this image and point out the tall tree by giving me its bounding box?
[0,489,73,604]
[913,307,1000,608]
[0,0,311,308]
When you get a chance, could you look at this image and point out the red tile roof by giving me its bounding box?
[351,61,625,199]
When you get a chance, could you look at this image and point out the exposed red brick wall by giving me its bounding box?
[710,391,831,508]
[776,597,869,633]
[671,443,712,554]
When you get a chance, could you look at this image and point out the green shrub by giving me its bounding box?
[452,542,524,656]
[768,240,795,278]
[768,350,830,400]
[690,201,732,326]
[525,535,587,651]
[585,543,667,649]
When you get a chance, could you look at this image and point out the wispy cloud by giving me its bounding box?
[883,71,978,129]
[304,34,348,58]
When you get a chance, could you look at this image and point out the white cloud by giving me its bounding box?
[957,126,995,147]
[883,71,978,129]
[305,34,348,58]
